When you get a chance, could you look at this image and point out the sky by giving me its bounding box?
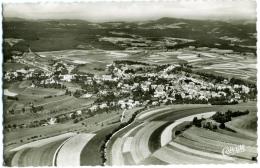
[3,0,257,22]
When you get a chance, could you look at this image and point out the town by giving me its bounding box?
[4,52,257,131]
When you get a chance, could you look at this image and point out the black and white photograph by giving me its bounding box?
[1,0,258,166]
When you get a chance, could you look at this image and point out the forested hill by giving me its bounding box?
[3,17,256,61]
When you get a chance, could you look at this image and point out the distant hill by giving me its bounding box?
[3,17,27,22]
[2,17,256,56]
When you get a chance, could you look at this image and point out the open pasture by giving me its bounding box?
[4,91,93,126]
[4,63,29,72]
[7,81,65,100]
[19,87,64,98]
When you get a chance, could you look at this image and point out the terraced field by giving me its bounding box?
[5,121,121,166]
[106,103,257,165]
[80,124,120,166]
[7,133,75,167]
[171,126,257,162]
[11,139,65,166]
[6,102,257,166]
[56,133,96,166]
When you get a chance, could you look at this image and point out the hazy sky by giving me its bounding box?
[3,0,257,22]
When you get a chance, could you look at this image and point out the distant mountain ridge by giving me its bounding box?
[3,16,256,59]
[4,16,256,25]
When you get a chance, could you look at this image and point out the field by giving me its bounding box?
[4,104,124,166]
[171,125,257,162]
[4,106,121,149]
[192,53,256,81]
[4,95,93,126]
[165,106,258,163]
[106,102,257,165]
[5,133,75,166]
[56,133,96,166]
[30,46,257,82]
[4,99,257,166]
[226,111,257,133]
[36,49,142,74]
[80,124,120,166]
[3,62,29,72]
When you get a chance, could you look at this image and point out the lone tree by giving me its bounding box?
[219,122,225,129]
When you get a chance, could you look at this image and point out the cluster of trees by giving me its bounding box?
[181,110,250,133]
[209,100,238,105]
[53,62,69,75]
[173,94,208,104]
[230,77,256,88]
[212,110,249,123]
[30,70,47,80]
[5,119,49,131]
[194,71,226,83]
[65,89,72,96]
[30,105,44,113]
[192,117,223,130]
[80,80,99,93]
[95,92,117,103]
[103,81,118,90]
[4,124,20,132]
[94,67,105,71]
[132,85,154,102]
[124,69,135,74]
[176,66,193,73]
[7,96,19,101]
[156,64,170,71]
[73,117,84,124]
[114,60,150,66]
[194,71,256,89]
[81,80,118,93]
[5,72,25,82]
[192,117,205,127]
[3,40,29,62]
[34,81,67,89]
[73,89,86,98]
[171,93,247,106]
[8,104,44,115]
